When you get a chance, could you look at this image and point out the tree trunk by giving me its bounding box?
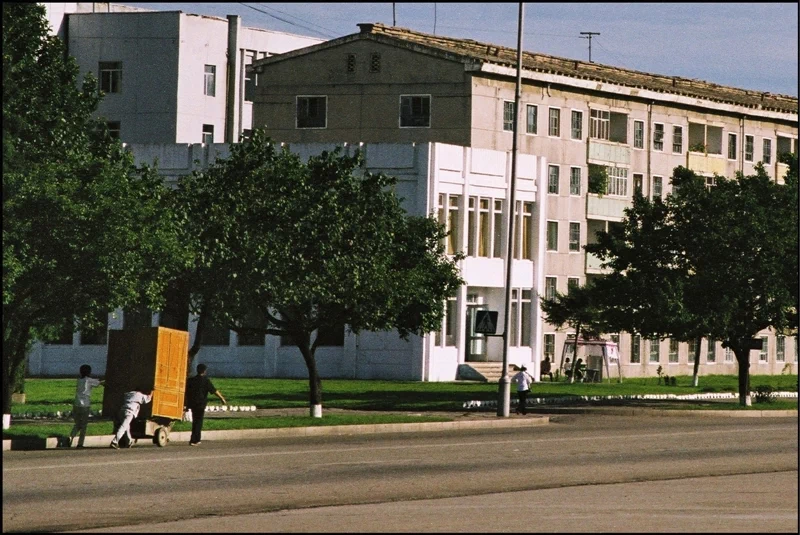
[733,344,751,407]
[186,307,208,373]
[691,335,702,387]
[298,336,322,418]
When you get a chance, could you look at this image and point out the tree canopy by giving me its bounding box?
[586,158,798,404]
[2,3,186,413]
[174,130,464,416]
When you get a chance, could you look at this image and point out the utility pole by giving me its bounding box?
[392,3,396,26]
[498,2,524,418]
[579,31,600,63]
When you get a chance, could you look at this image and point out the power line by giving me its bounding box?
[238,3,339,39]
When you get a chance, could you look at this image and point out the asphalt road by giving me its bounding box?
[3,414,797,533]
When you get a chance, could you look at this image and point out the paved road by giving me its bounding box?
[3,414,797,533]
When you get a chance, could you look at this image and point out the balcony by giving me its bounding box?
[587,139,631,166]
[585,252,610,274]
[686,151,727,176]
[776,161,789,184]
[586,193,630,221]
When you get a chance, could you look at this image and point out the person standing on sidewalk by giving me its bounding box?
[110,388,152,449]
[512,365,534,415]
[67,364,104,448]
[184,363,227,446]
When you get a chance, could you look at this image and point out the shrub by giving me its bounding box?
[754,385,775,404]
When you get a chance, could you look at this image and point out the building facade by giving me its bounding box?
[43,2,323,144]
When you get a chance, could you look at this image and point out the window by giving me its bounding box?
[106,121,121,140]
[653,123,664,151]
[468,197,494,258]
[80,309,109,345]
[762,138,772,165]
[759,336,768,362]
[633,173,643,196]
[546,221,558,251]
[204,65,216,97]
[724,346,734,362]
[590,109,609,139]
[728,133,737,160]
[548,108,560,137]
[571,110,583,140]
[687,339,698,363]
[606,166,628,197]
[776,336,785,362]
[570,167,581,195]
[652,176,663,200]
[634,120,644,149]
[370,53,381,73]
[673,125,683,153]
[707,339,716,363]
[510,289,532,347]
[493,200,504,258]
[503,101,515,132]
[526,104,537,134]
[244,51,262,102]
[438,194,461,255]
[631,335,641,364]
[548,165,559,194]
[545,277,557,300]
[99,61,122,93]
[400,95,431,127]
[689,122,723,155]
[544,334,555,360]
[569,222,580,252]
[514,201,534,260]
[668,339,679,363]
[567,277,580,294]
[444,294,457,346]
[649,338,660,363]
[297,96,327,128]
[202,124,214,144]
[745,135,754,162]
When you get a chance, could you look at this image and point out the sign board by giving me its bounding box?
[474,310,498,334]
[747,338,764,350]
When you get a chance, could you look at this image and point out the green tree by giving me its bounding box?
[174,130,464,416]
[3,3,186,413]
[588,160,798,405]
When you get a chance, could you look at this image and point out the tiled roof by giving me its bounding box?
[358,23,798,115]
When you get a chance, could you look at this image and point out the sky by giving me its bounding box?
[125,2,798,97]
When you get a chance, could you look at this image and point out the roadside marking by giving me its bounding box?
[3,425,794,473]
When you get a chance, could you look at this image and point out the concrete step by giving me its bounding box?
[457,362,519,383]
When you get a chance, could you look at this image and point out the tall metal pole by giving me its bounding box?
[498,2,525,417]
[579,32,600,63]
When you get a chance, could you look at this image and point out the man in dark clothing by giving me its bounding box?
[184,363,227,446]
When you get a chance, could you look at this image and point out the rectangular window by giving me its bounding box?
[544,333,555,360]
[99,61,122,93]
[478,198,491,257]
[515,201,534,260]
[202,124,214,144]
[444,294,457,346]
[346,53,356,73]
[438,194,462,255]
[204,64,216,97]
[633,120,644,149]
[545,277,557,300]
[776,335,785,362]
[370,53,381,72]
[649,339,660,363]
[548,165,559,194]
[762,138,772,165]
[570,167,581,195]
[511,289,532,347]
[652,176,663,200]
[548,108,560,137]
[106,121,121,140]
[759,336,768,362]
[567,277,580,294]
[546,221,558,251]
[668,339,679,363]
[400,95,431,127]
[468,198,478,257]
[633,173,643,196]
[244,51,261,102]
[687,339,698,363]
[606,166,628,197]
[590,109,610,140]
[503,101,515,132]
[631,335,641,364]
[493,200,504,258]
[728,133,737,160]
[745,135,754,162]
[653,123,664,151]
[725,346,734,362]
[707,339,716,363]
[569,222,580,252]
[571,110,583,140]
[673,125,683,153]
[526,104,537,134]
[296,96,327,128]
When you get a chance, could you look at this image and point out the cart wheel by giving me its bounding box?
[153,427,168,447]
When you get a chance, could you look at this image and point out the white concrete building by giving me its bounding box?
[43,2,323,144]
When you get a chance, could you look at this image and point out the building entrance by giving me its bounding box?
[465,303,488,362]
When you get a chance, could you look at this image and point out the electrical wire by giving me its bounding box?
[237,3,340,39]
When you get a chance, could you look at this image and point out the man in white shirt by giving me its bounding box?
[68,364,104,448]
[110,388,153,449]
[512,365,534,415]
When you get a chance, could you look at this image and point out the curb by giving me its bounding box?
[2,415,549,451]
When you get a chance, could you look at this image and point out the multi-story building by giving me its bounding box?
[43,3,323,144]
[245,22,798,380]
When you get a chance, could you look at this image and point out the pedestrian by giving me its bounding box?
[110,388,153,449]
[184,363,227,446]
[512,365,534,415]
[67,364,104,448]
[540,356,554,381]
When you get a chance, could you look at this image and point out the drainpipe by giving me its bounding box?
[739,116,745,175]
[647,102,653,195]
[225,15,241,144]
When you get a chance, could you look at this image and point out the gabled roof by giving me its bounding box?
[253,22,798,116]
